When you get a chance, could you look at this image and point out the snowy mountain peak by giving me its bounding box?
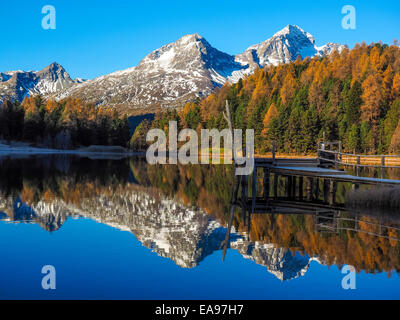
[138,33,236,75]
[0,63,85,103]
[273,25,315,44]
[44,62,64,71]
[179,33,203,42]
[1,26,346,114]
[235,25,345,71]
[37,62,72,83]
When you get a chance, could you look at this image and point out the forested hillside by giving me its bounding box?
[152,42,400,155]
[0,96,130,149]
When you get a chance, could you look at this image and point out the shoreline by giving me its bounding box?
[0,143,146,159]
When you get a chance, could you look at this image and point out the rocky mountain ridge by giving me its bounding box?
[0,25,345,114]
[0,62,85,103]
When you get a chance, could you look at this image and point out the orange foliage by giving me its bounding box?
[262,103,279,137]
[361,73,384,127]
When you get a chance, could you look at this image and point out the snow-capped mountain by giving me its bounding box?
[55,33,246,113]
[236,25,344,68]
[0,62,85,103]
[1,25,345,113]
[230,240,311,281]
[53,25,344,113]
[230,25,346,82]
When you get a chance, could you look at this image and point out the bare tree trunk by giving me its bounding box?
[223,100,234,162]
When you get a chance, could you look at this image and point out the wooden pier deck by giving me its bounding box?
[254,158,400,186]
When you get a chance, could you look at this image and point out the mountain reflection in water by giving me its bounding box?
[0,155,400,283]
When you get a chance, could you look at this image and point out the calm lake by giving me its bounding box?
[0,155,400,300]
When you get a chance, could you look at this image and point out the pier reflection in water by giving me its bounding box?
[1,155,400,298]
[222,165,400,266]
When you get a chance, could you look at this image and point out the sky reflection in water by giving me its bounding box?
[0,155,399,300]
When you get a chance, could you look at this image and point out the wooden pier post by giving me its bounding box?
[292,176,297,199]
[263,168,270,201]
[222,204,236,262]
[251,167,257,213]
[252,167,258,198]
[286,176,291,198]
[329,180,336,206]
[273,173,278,199]
[244,175,249,201]
[323,179,330,203]
[306,177,313,201]
[314,178,320,201]
[298,176,304,200]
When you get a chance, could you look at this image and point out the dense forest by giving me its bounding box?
[0,96,130,149]
[149,41,400,155]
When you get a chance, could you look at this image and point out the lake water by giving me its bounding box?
[0,155,400,300]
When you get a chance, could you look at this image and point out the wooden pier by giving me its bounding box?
[222,159,400,260]
[228,155,400,228]
[222,157,400,261]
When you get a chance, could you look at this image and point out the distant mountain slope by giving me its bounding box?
[0,62,85,103]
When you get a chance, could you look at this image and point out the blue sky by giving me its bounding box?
[1,0,399,79]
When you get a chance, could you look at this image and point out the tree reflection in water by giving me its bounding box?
[0,155,400,280]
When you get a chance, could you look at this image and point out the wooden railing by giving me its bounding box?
[317,141,400,169]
